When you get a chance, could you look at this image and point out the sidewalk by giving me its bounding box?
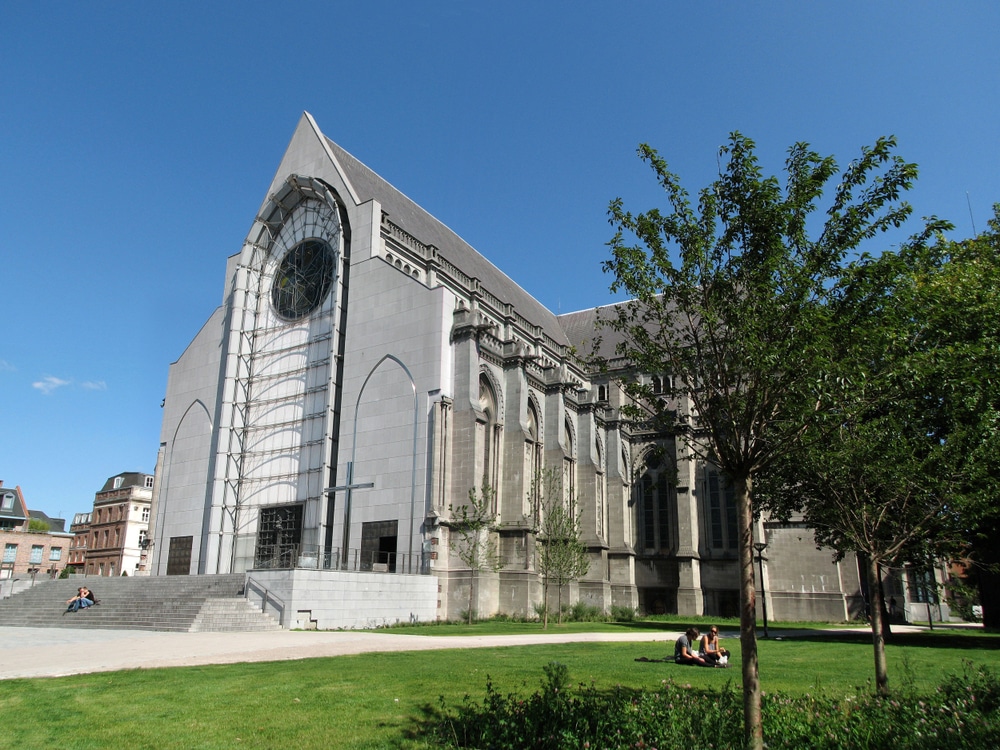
[1,622,958,681]
[0,627,678,680]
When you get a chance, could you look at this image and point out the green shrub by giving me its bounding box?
[566,601,604,622]
[610,605,638,622]
[432,661,1000,749]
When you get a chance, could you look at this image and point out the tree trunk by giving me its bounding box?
[542,577,549,630]
[866,557,889,695]
[557,582,564,624]
[737,475,763,750]
[468,570,476,626]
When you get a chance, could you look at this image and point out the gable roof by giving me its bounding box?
[0,484,29,523]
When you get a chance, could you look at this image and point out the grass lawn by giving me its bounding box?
[0,626,996,749]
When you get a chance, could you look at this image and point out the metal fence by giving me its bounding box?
[252,544,430,575]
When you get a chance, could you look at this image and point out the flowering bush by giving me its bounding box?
[431,661,1000,749]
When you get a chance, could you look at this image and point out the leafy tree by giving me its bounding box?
[27,518,50,532]
[532,469,590,628]
[762,206,1000,689]
[600,133,932,748]
[448,485,504,625]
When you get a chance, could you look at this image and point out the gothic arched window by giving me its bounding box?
[704,466,738,551]
[525,399,542,517]
[638,452,675,553]
[563,415,576,504]
[479,374,499,499]
[595,437,606,538]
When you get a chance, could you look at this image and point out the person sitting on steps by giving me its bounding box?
[65,586,96,613]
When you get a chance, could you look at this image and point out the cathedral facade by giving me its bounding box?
[148,113,870,625]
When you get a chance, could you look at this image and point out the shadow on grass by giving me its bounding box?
[788,630,1000,650]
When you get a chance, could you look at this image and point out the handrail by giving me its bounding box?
[244,573,286,626]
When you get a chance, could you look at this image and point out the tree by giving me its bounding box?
[28,518,50,532]
[600,134,931,749]
[762,206,1000,691]
[532,469,590,628]
[448,485,504,625]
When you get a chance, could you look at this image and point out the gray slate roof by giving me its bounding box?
[325,137,570,348]
[558,300,635,361]
[98,473,152,493]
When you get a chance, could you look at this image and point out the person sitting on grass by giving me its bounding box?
[699,625,730,665]
[675,627,712,666]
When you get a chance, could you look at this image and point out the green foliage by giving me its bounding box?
[566,602,604,622]
[433,662,1000,749]
[2,632,1000,749]
[434,662,742,750]
[27,518,50,532]
[610,605,637,622]
[58,566,74,579]
[601,132,937,747]
[945,575,982,623]
[532,470,590,628]
[449,484,504,625]
[759,206,1000,690]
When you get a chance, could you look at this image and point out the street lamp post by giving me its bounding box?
[753,541,769,639]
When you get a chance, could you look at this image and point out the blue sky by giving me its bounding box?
[2,2,997,522]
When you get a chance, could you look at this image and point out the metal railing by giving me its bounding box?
[244,574,286,626]
[252,544,430,575]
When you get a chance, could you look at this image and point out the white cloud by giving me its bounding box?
[32,376,71,395]
[0,359,15,372]
[81,381,107,391]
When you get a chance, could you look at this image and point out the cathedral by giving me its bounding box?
[147,113,897,628]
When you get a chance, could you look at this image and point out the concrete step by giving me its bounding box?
[0,574,273,632]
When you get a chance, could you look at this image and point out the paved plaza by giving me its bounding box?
[0,626,677,680]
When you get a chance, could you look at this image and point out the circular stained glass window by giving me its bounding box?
[271,239,336,320]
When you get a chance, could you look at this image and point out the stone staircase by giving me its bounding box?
[0,574,281,632]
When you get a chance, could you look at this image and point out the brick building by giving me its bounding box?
[75,472,154,577]
[0,482,71,590]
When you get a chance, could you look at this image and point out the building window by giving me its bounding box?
[49,547,62,561]
[30,545,44,564]
[705,467,738,551]
[478,374,499,497]
[3,544,16,563]
[907,567,938,604]
[638,454,674,553]
[113,477,124,489]
[525,400,543,518]
[1,492,14,510]
[142,507,150,523]
[595,438,606,538]
[144,476,154,488]
[563,415,576,504]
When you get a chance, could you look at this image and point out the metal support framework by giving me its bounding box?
[215,175,345,573]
